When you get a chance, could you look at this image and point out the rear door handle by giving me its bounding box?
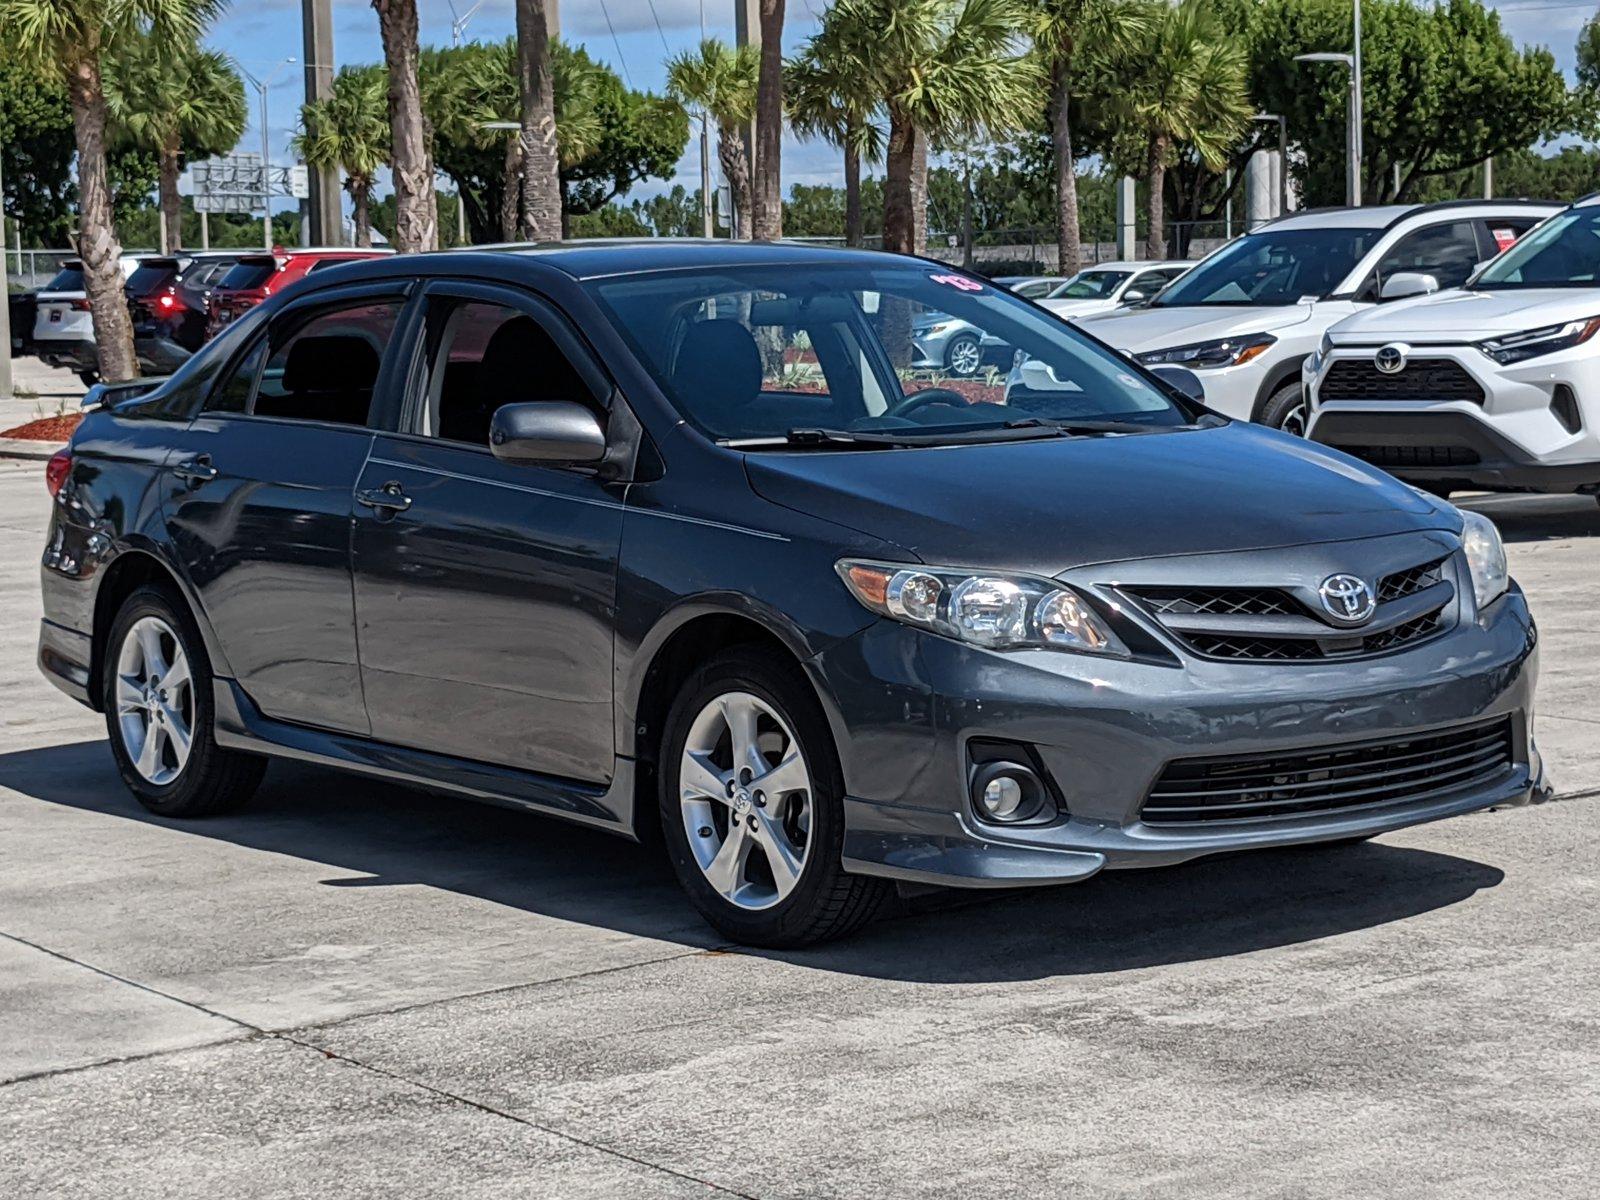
[172,455,218,486]
[356,481,412,513]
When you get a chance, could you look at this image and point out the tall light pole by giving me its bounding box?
[1294,51,1359,206]
[302,0,341,245]
[236,57,299,250]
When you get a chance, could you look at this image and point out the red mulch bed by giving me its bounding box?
[1,413,81,442]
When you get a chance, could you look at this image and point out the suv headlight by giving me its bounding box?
[1460,510,1509,610]
[1136,333,1276,370]
[836,561,1126,655]
[1479,316,1600,365]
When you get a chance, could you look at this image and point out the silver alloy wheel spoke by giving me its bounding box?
[681,690,814,911]
[115,615,194,787]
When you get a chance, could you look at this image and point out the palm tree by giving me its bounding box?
[515,0,560,240]
[1117,0,1250,259]
[105,32,246,254]
[786,38,883,247]
[815,0,1041,257]
[372,0,437,252]
[752,0,785,240]
[0,0,220,380]
[293,66,389,247]
[1030,0,1152,276]
[666,39,759,240]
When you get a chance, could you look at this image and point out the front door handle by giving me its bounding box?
[356,481,412,513]
[172,455,218,486]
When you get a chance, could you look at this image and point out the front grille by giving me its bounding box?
[1377,556,1446,603]
[1132,587,1297,617]
[1141,716,1515,824]
[1336,443,1481,469]
[1182,607,1444,661]
[1322,358,1485,404]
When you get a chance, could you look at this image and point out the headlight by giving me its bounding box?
[836,560,1125,655]
[1460,510,1509,610]
[1136,333,1276,370]
[1479,316,1600,365]
[917,321,956,336]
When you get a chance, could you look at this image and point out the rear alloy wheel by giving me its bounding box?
[103,586,265,817]
[1259,382,1308,435]
[944,333,983,378]
[659,649,887,947]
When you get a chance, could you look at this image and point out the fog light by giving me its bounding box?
[970,760,1046,824]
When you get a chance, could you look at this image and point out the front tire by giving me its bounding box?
[1259,382,1308,435]
[658,648,888,948]
[103,585,265,817]
[944,333,983,378]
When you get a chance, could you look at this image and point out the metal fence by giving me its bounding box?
[6,248,164,291]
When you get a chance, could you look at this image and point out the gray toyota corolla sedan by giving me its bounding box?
[38,243,1547,947]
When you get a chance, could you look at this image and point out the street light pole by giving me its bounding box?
[1351,0,1363,204]
[1293,51,1359,206]
[236,57,298,250]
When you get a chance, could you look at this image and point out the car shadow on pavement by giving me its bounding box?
[1458,493,1599,544]
[0,739,1505,984]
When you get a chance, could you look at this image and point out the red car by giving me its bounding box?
[205,247,393,339]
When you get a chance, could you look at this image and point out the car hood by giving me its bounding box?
[745,422,1448,575]
[1327,288,1596,343]
[1076,303,1317,353]
[1039,298,1116,321]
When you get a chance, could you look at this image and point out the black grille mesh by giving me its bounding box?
[1142,717,1514,824]
[1321,358,1485,404]
[1132,588,1297,617]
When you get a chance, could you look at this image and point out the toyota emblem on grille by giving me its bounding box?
[1319,574,1377,625]
[1374,343,1408,374]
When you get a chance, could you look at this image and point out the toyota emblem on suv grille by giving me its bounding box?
[1319,574,1377,624]
[1374,343,1408,374]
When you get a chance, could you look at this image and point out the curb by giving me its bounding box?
[0,439,64,462]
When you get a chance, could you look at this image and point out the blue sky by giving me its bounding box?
[212,0,1598,217]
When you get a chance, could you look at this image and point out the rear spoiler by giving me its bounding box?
[81,377,168,412]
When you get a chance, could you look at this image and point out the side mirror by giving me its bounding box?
[1120,288,1149,304]
[489,401,606,466]
[1380,271,1439,301]
[1149,364,1206,402]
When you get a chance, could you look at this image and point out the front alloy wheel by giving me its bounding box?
[945,333,982,378]
[113,615,194,786]
[679,691,813,910]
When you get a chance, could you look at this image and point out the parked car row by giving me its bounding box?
[15,246,392,382]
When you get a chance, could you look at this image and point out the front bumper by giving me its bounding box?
[815,581,1541,889]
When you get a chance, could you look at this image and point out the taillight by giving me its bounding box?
[46,447,72,497]
[69,298,92,312]
[156,287,183,313]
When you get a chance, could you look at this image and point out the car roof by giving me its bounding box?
[461,238,912,281]
[1257,199,1562,233]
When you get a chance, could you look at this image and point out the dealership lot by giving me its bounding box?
[2,449,1598,1196]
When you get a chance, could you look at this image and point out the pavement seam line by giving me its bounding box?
[271,1031,763,1200]
[0,1032,263,1089]
[0,929,262,1033]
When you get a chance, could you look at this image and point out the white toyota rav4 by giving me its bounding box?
[1076,201,1558,431]
[1306,196,1600,503]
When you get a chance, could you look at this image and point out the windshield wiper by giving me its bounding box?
[1002,417,1166,436]
[720,421,1170,450]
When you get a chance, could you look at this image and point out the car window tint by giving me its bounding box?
[419,300,594,446]
[251,300,400,425]
[1375,222,1481,291]
[206,338,268,414]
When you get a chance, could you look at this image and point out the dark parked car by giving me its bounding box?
[38,244,1547,947]
[205,247,391,338]
[130,252,239,373]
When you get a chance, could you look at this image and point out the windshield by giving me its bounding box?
[217,259,277,290]
[1154,228,1383,306]
[1471,208,1600,289]
[43,265,85,292]
[587,262,1192,445]
[1049,270,1129,300]
[126,261,179,296]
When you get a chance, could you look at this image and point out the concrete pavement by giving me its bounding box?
[1,449,1597,1198]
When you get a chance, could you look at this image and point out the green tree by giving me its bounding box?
[293,65,389,246]
[1030,0,1151,274]
[0,51,74,245]
[0,0,222,380]
[786,33,883,246]
[816,0,1042,257]
[105,30,244,252]
[667,39,758,240]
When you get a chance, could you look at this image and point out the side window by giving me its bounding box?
[1482,219,1536,258]
[1372,222,1481,294]
[205,338,267,414]
[250,300,400,426]
[419,300,596,447]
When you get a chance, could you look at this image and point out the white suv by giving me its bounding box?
[1075,201,1559,431]
[1306,197,1600,502]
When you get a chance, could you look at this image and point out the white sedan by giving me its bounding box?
[1039,261,1194,322]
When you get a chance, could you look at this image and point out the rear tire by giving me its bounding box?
[1259,382,1308,435]
[103,585,265,817]
[658,648,888,948]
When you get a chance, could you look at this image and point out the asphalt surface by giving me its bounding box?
[2,388,1598,1196]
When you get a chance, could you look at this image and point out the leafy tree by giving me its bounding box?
[786,32,883,246]
[293,65,389,246]
[515,0,560,240]
[372,0,436,251]
[559,60,686,224]
[667,39,758,240]
[105,30,244,252]
[1029,0,1152,273]
[567,202,650,237]
[0,51,74,245]
[0,0,222,380]
[815,0,1041,257]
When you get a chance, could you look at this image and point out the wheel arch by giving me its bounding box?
[88,547,222,712]
[1250,353,1311,423]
